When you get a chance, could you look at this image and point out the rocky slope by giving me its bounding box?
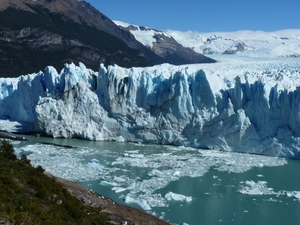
[115,21,216,65]
[54,175,171,225]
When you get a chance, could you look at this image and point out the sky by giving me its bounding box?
[83,0,300,32]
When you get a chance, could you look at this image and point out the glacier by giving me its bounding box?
[1,59,300,158]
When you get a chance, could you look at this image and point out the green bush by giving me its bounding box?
[20,154,31,164]
[0,140,17,160]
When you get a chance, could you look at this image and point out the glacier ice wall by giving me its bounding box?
[1,61,300,158]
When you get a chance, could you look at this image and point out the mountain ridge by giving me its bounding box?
[165,29,300,57]
[0,0,215,77]
[114,20,215,64]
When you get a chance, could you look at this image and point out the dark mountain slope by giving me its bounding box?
[0,6,154,77]
[0,0,215,77]
[118,23,216,65]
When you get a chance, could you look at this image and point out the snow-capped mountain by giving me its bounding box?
[1,57,300,159]
[113,19,300,59]
[114,21,173,49]
[166,29,300,58]
[114,21,215,64]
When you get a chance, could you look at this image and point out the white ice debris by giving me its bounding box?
[165,192,192,202]
[238,180,300,201]
[124,195,152,211]
[13,142,287,210]
[116,136,125,142]
[112,187,127,193]
[100,181,118,186]
[85,158,105,168]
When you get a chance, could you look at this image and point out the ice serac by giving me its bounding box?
[1,61,300,158]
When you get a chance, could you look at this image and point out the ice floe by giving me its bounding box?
[12,141,287,211]
[238,180,300,201]
[165,192,192,202]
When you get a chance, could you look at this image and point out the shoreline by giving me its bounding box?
[0,131,171,224]
[46,173,171,225]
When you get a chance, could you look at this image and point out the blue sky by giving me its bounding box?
[83,0,300,32]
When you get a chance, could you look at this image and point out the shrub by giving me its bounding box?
[20,154,31,164]
[0,140,17,160]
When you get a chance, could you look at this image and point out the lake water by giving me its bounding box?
[7,134,300,225]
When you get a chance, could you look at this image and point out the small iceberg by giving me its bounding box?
[100,180,118,186]
[114,176,126,183]
[124,195,151,211]
[86,158,105,169]
[126,182,136,190]
[112,187,127,193]
[116,136,125,142]
[165,192,192,202]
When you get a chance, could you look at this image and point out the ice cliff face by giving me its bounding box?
[1,60,300,158]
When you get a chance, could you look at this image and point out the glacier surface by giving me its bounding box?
[1,59,300,158]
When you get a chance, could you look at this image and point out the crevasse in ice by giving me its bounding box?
[1,60,300,158]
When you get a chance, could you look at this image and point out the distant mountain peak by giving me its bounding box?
[114,20,216,64]
[166,29,300,58]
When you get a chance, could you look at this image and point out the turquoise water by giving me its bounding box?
[7,134,300,225]
[80,162,300,225]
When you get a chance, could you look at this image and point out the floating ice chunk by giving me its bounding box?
[239,180,300,202]
[86,161,105,169]
[116,136,125,142]
[90,158,99,163]
[126,182,136,190]
[257,174,264,177]
[201,150,232,158]
[148,169,164,176]
[114,176,126,183]
[294,192,300,200]
[12,141,288,212]
[100,181,118,186]
[123,153,145,158]
[173,171,180,176]
[125,150,139,154]
[165,192,192,202]
[284,191,300,200]
[238,180,273,195]
[112,187,127,193]
[124,195,152,210]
